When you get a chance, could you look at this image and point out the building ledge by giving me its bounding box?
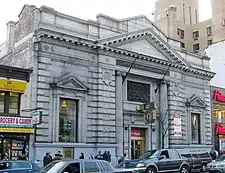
[34,142,119,148]
[0,64,32,82]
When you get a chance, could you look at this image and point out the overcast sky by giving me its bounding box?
[0,0,211,44]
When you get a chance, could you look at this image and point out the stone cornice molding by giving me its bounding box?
[35,30,215,79]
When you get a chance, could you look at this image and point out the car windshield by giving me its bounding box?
[216,155,225,162]
[139,150,157,160]
[40,161,67,173]
[149,150,159,159]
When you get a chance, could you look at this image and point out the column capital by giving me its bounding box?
[156,79,168,85]
[115,70,126,77]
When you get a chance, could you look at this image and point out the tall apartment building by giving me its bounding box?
[154,0,225,53]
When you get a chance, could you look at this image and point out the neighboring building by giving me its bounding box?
[154,0,224,53]
[0,5,215,163]
[205,40,225,152]
[0,43,6,58]
[0,64,33,160]
[210,86,225,153]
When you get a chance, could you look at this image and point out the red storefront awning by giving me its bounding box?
[216,122,225,135]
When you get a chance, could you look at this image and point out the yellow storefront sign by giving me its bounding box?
[0,128,34,133]
[0,79,27,93]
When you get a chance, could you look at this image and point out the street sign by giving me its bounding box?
[31,111,42,125]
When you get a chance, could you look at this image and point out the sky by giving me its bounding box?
[0,0,211,44]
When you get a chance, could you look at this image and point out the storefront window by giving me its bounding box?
[213,110,225,123]
[191,113,201,144]
[0,92,5,113]
[59,98,78,142]
[9,93,20,114]
[0,92,20,115]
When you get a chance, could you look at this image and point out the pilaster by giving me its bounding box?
[115,70,123,156]
[159,80,168,149]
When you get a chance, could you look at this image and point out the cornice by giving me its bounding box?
[35,32,215,79]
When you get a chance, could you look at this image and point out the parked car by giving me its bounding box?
[121,149,190,173]
[181,152,212,172]
[116,150,157,169]
[0,160,40,173]
[40,159,134,173]
[206,154,225,173]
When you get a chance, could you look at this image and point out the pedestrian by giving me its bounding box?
[43,152,52,167]
[21,154,28,160]
[57,151,63,157]
[210,147,218,160]
[103,151,107,161]
[107,151,111,163]
[118,153,127,164]
[3,153,9,161]
[48,152,52,161]
[79,153,84,159]
[89,154,94,159]
[52,151,63,161]
[95,151,103,160]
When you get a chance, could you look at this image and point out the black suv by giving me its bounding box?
[123,149,190,173]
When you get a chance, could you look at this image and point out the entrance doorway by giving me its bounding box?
[0,133,29,160]
[131,139,145,159]
[131,128,146,159]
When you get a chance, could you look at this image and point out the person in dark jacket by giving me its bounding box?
[107,151,111,163]
[79,153,84,159]
[95,151,103,160]
[103,151,107,161]
[43,153,52,167]
[52,151,63,161]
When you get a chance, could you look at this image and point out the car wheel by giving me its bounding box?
[146,167,157,173]
[180,165,189,173]
[201,163,207,172]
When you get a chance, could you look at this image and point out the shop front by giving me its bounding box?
[211,86,225,153]
[0,116,34,160]
[0,65,33,160]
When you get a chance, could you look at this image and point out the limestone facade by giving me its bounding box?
[0,5,215,164]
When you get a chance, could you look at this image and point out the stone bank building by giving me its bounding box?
[0,5,215,162]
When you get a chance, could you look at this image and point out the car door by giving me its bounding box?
[98,161,115,172]
[0,162,11,173]
[157,150,169,172]
[61,162,81,173]
[83,161,101,173]
[167,150,181,171]
[192,153,201,169]
[11,161,32,173]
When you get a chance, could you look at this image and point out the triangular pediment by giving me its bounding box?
[98,29,191,67]
[186,94,206,108]
[50,74,89,92]
[119,39,169,61]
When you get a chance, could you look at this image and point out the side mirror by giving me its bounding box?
[159,155,166,160]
